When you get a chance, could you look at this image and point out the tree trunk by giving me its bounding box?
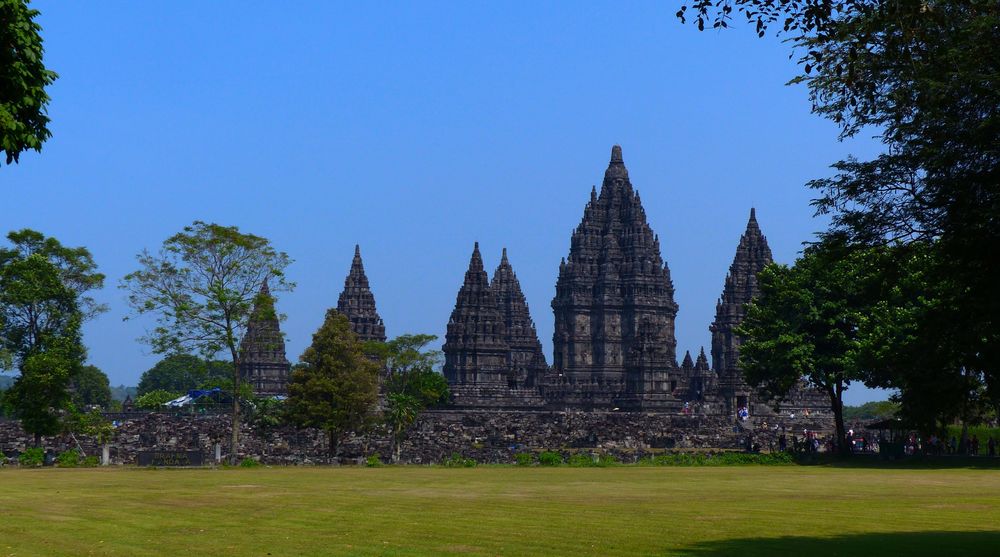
[230,352,240,466]
[828,385,850,457]
[392,434,401,464]
[33,432,41,448]
[328,430,342,464]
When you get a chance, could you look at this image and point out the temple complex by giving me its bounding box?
[238,281,291,397]
[242,145,828,421]
[442,145,827,416]
[336,245,387,342]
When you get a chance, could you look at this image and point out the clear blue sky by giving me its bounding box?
[5,1,887,404]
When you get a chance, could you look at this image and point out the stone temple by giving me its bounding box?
[242,145,825,419]
[442,145,826,415]
[239,281,291,397]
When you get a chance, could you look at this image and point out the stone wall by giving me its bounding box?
[0,408,834,465]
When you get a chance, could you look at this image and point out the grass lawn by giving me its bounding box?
[1,464,999,556]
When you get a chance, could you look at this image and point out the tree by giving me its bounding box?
[286,311,379,460]
[134,389,180,410]
[70,364,112,408]
[1,0,58,166]
[738,242,884,456]
[366,334,449,463]
[121,221,292,464]
[137,354,232,396]
[679,2,1000,429]
[0,229,104,445]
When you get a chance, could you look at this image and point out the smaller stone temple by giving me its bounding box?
[335,245,387,342]
[443,243,546,407]
[239,281,291,397]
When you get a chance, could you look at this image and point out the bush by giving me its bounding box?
[443,452,476,467]
[56,450,81,467]
[18,447,44,467]
[567,453,595,467]
[81,456,100,467]
[644,451,795,466]
[365,455,383,467]
[135,389,181,410]
[514,452,533,466]
[239,457,261,468]
[538,451,562,466]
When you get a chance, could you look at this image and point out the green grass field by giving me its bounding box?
[1,465,999,556]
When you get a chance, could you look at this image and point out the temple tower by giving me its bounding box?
[710,208,773,411]
[443,243,511,387]
[238,281,291,397]
[491,248,548,389]
[550,145,680,408]
[336,245,387,342]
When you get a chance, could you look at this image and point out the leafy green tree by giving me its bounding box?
[680,1,1000,434]
[134,389,180,410]
[0,229,104,445]
[137,354,232,396]
[0,0,58,166]
[738,242,884,456]
[121,221,292,464]
[366,334,449,462]
[286,311,379,459]
[69,364,112,408]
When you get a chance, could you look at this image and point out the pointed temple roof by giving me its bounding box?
[491,248,547,368]
[336,244,386,342]
[695,347,710,371]
[710,209,774,373]
[239,280,288,366]
[443,243,510,385]
[552,145,679,376]
[681,350,695,369]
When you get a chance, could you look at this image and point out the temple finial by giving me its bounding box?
[354,244,361,257]
[610,144,623,164]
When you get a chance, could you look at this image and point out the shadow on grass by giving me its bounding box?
[675,530,1000,557]
[796,453,1000,469]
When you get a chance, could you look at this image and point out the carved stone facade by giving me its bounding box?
[710,209,773,412]
[239,282,291,397]
[548,145,681,409]
[441,145,827,417]
[443,244,545,407]
[336,245,387,342]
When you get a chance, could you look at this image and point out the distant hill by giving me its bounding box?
[843,400,899,421]
[111,384,138,401]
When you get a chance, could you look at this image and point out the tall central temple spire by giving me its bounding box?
[550,145,680,408]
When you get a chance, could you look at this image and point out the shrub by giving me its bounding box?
[568,453,596,467]
[596,453,620,467]
[644,451,795,466]
[56,450,81,467]
[514,452,533,466]
[443,452,476,467]
[538,451,562,466]
[365,455,383,467]
[239,457,261,468]
[135,389,181,410]
[19,447,44,467]
[81,456,101,467]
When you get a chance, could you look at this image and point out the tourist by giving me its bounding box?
[971,435,980,456]
[989,437,996,457]
[779,434,787,452]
